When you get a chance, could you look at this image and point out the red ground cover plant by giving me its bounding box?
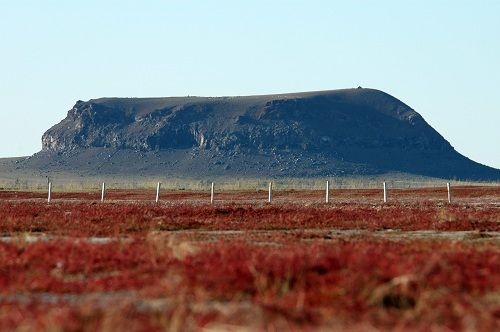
[0,187,498,330]
[1,186,499,202]
[0,201,498,236]
[0,237,498,331]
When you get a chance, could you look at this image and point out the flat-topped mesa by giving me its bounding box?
[42,88,450,153]
[36,88,500,180]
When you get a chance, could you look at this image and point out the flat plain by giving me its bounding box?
[0,186,499,331]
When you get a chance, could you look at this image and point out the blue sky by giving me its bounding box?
[1,0,499,168]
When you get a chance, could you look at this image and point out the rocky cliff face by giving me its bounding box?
[35,88,499,179]
[42,89,447,153]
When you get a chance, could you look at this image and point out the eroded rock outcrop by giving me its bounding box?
[34,88,500,179]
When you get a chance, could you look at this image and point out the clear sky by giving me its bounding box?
[1,0,499,168]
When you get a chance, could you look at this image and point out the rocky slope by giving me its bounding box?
[18,88,500,179]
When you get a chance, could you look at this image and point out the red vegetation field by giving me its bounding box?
[1,185,499,204]
[0,187,499,331]
[0,200,498,236]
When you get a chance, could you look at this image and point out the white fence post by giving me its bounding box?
[210,182,214,205]
[326,180,330,203]
[447,182,452,204]
[101,182,106,202]
[268,182,273,203]
[156,182,161,203]
[383,182,387,203]
[47,182,52,204]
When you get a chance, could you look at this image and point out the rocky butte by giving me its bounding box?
[18,88,500,180]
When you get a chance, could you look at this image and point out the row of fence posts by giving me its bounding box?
[45,180,454,205]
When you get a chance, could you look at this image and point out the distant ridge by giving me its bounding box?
[11,88,500,180]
